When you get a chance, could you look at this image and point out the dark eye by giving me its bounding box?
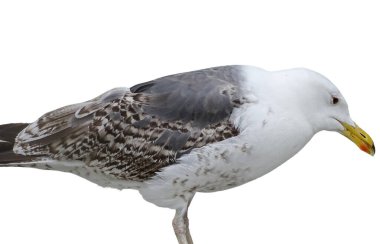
[332,96,339,105]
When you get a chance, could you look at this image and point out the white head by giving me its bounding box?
[267,68,375,155]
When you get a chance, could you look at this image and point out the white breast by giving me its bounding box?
[139,101,315,209]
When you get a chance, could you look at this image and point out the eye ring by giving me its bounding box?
[332,96,339,105]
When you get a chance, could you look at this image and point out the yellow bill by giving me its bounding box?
[340,122,375,156]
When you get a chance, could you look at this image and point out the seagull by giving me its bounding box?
[0,65,375,244]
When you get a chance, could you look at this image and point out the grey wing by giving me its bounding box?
[14,66,245,181]
[130,65,246,127]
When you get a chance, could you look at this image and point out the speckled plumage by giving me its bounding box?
[1,65,367,244]
[14,66,244,181]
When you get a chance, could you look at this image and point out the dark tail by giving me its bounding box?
[0,123,38,165]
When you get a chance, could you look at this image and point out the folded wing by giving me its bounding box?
[14,66,245,181]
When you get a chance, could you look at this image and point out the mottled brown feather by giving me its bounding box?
[15,66,245,181]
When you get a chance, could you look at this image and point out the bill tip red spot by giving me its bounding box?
[360,144,369,153]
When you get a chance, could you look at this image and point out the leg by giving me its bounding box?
[172,199,194,244]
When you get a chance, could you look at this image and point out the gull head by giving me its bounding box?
[269,68,375,156]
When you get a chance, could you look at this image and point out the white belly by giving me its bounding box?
[34,160,143,190]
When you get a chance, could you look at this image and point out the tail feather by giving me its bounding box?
[0,150,39,165]
[0,141,13,151]
[0,123,39,166]
[0,123,29,143]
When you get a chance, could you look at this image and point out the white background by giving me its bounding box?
[0,1,379,243]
